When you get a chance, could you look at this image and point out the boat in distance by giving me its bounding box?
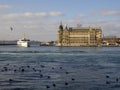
[17,38,30,47]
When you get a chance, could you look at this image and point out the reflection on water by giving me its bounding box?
[0,46,120,90]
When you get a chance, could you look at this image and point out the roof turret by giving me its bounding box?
[59,21,63,30]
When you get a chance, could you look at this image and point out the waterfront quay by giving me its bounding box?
[0,41,17,45]
[0,40,120,47]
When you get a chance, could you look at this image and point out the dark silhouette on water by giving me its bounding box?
[65,82,68,85]
[40,74,43,78]
[9,79,14,82]
[47,76,51,79]
[3,67,8,71]
[106,81,110,84]
[27,65,30,68]
[52,67,54,70]
[71,78,75,81]
[65,71,69,74]
[106,75,110,78]
[60,67,63,69]
[46,85,50,89]
[33,68,36,72]
[52,83,56,87]
[116,78,119,82]
[40,65,45,68]
[14,69,17,72]
[39,70,42,72]
[21,68,25,72]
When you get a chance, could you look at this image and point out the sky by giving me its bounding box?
[0,0,120,41]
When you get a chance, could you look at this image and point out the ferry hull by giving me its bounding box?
[17,41,30,47]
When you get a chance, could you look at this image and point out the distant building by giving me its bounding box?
[57,23,102,46]
[102,36,120,46]
[40,41,55,46]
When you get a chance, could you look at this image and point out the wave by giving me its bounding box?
[0,50,87,54]
[0,51,87,55]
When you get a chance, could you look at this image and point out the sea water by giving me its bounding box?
[0,45,120,90]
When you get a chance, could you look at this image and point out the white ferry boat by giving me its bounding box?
[17,34,30,47]
[17,38,30,47]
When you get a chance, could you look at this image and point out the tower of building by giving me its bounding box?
[57,22,63,46]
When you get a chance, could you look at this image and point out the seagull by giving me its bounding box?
[10,27,13,31]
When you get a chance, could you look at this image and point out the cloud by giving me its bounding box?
[49,11,65,16]
[0,5,11,10]
[1,12,64,20]
[94,9,120,16]
[75,13,86,19]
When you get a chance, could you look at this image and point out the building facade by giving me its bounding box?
[57,23,102,46]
